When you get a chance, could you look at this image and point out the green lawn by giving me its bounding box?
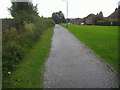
[3,27,54,88]
[61,24,118,71]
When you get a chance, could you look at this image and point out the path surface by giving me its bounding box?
[44,24,119,88]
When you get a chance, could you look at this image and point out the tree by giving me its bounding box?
[52,11,65,24]
[98,11,103,17]
[94,11,104,24]
[8,1,39,25]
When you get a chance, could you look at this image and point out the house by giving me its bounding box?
[84,14,96,25]
[69,18,84,25]
[107,8,119,20]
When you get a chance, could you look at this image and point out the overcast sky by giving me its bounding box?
[0,0,119,19]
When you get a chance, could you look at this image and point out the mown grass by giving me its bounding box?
[3,27,54,88]
[61,24,118,71]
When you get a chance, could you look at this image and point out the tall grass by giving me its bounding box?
[3,27,54,88]
[2,18,55,76]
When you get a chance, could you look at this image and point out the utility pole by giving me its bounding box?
[62,0,68,27]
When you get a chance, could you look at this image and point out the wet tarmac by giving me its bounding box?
[44,24,119,88]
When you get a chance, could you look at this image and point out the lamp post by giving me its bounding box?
[62,0,68,27]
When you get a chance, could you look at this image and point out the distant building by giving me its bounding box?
[107,8,119,20]
[69,18,84,25]
[68,6,119,25]
[84,14,96,25]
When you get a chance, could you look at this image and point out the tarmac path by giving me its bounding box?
[44,24,119,88]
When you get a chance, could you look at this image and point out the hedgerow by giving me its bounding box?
[2,17,55,76]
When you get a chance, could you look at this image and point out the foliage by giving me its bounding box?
[83,12,104,25]
[3,27,54,88]
[8,2,38,16]
[3,1,55,84]
[2,19,15,31]
[96,20,111,26]
[8,2,39,25]
[2,18,55,76]
[52,11,66,24]
[96,20,120,26]
[97,11,103,17]
[94,11,104,24]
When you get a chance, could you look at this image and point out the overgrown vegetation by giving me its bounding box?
[8,2,38,26]
[3,27,54,88]
[2,19,15,30]
[2,1,55,79]
[61,24,118,72]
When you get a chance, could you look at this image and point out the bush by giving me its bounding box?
[3,17,55,76]
[96,20,111,26]
[112,20,120,26]
[3,41,24,74]
[96,20,120,26]
[2,19,16,31]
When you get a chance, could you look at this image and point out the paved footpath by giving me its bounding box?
[44,24,119,88]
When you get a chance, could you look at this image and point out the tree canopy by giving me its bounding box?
[52,11,66,24]
[8,1,39,25]
[94,11,104,24]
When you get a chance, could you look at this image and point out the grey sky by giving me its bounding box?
[0,0,119,19]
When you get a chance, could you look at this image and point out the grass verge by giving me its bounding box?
[3,27,54,88]
[61,24,118,72]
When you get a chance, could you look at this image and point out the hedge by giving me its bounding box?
[96,20,120,26]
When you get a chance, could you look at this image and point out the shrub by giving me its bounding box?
[96,20,111,26]
[96,20,120,26]
[2,19,16,31]
[3,17,55,76]
[3,41,24,74]
[112,20,120,26]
